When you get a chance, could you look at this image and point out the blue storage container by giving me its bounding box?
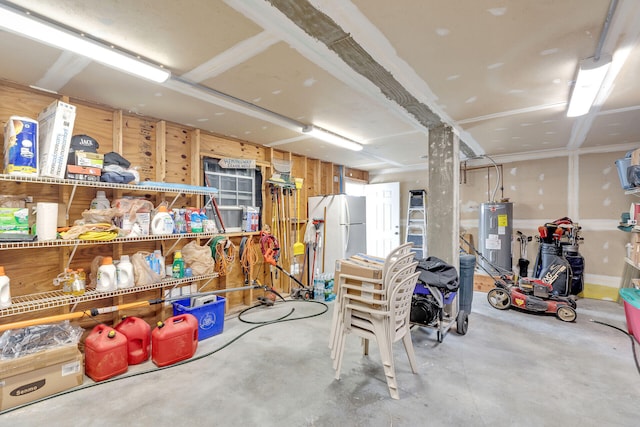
[616,154,633,190]
[173,296,225,341]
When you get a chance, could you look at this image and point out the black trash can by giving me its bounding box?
[459,254,476,314]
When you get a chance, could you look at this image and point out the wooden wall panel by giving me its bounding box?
[0,80,367,330]
[122,116,157,182]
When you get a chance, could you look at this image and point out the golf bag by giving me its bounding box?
[533,217,584,297]
[410,256,458,326]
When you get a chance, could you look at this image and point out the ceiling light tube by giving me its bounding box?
[566,55,611,117]
[0,4,170,83]
[302,125,363,151]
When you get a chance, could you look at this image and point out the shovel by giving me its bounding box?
[293,178,305,256]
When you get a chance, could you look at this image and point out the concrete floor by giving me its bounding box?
[1,292,639,427]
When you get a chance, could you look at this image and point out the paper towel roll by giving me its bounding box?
[36,202,59,241]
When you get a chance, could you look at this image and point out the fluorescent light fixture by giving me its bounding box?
[0,4,170,83]
[302,125,363,151]
[566,55,611,117]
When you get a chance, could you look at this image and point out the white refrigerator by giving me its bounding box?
[308,194,367,275]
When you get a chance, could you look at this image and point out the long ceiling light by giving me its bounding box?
[302,125,363,151]
[566,55,612,117]
[0,3,170,83]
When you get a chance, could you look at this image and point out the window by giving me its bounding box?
[203,157,260,232]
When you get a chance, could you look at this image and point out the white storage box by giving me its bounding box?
[37,100,76,178]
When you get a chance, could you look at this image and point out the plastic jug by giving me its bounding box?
[96,256,117,292]
[172,251,185,279]
[116,255,134,289]
[114,316,151,365]
[90,190,111,210]
[189,208,203,233]
[151,314,198,367]
[0,266,10,309]
[84,324,128,381]
[151,205,175,235]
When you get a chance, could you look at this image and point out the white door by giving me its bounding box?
[365,182,400,257]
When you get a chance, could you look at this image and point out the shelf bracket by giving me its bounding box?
[66,242,79,270]
[66,183,78,220]
[167,192,182,210]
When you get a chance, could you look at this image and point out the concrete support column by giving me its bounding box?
[427,125,460,267]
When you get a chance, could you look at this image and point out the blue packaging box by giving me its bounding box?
[172,296,225,341]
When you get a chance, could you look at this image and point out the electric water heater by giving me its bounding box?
[478,202,513,275]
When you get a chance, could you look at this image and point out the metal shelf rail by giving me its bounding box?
[0,273,219,318]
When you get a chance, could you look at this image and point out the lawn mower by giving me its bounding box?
[460,234,577,322]
[486,275,577,322]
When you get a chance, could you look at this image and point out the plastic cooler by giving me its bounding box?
[619,288,640,342]
[173,296,225,341]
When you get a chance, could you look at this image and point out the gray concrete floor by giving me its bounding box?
[2,292,639,427]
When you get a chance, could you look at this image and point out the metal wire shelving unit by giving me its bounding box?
[0,274,219,318]
[0,174,224,318]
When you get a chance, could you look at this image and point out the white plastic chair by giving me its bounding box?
[329,249,416,362]
[334,268,421,399]
[328,243,414,353]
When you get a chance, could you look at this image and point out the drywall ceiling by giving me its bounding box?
[0,0,639,173]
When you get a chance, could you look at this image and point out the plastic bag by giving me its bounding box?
[181,241,215,276]
[79,207,122,224]
[113,197,154,222]
[0,321,84,359]
[131,251,162,286]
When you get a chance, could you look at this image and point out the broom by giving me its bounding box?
[293,178,305,256]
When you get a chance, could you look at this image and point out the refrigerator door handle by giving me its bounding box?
[344,223,350,253]
[344,199,350,225]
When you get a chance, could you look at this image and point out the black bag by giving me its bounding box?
[534,242,572,296]
[416,256,459,291]
[562,246,584,296]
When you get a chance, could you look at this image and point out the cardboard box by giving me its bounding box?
[65,164,101,182]
[0,345,83,411]
[335,258,383,302]
[632,148,640,167]
[0,207,30,234]
[37,100,76,179]
[632,243,640,266]
[74,151,104,169]
[115,212,150,236]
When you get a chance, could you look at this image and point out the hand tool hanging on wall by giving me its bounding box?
[293,178,305,256]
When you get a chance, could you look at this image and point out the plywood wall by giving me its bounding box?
[0,80,368,331]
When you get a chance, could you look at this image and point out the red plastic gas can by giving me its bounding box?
[152,314,198,367]
[84,324,128,381]
[114,316,151,365]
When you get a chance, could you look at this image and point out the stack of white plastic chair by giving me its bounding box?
[333,264,421,399]
[328,243,415,361]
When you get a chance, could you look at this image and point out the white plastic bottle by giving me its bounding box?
[96,256,117,292]
[90,190,111,210]
[116,255,135,289]
[151,205,175,235]
[0,266,11,309]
